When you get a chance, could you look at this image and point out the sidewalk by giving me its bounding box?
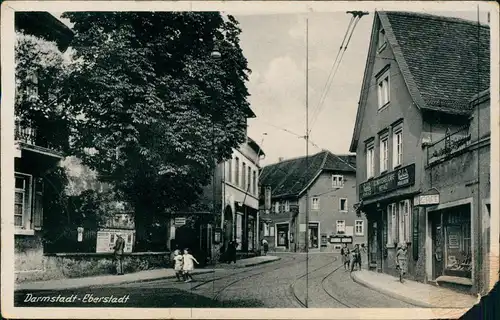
[351,270,479,308]
[15,255,280,292]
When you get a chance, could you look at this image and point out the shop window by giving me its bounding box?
[387,203,398,245]
[444,208,472,277]
[398,200,411,243]
[284,200,290,212]
[312,197,320,210]
[332,175,344,188]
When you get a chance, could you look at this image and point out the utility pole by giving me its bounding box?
[304,17,310,309]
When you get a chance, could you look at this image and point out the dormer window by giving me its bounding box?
[378,28,387,51]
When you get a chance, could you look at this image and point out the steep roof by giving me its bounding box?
[259,151,356,199]
[350,11,490,152]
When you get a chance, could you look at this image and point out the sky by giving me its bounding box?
[52,8,490,167]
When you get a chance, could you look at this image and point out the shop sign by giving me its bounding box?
[359,164,415,200]
[414,188,440,207]
[329,236,352,244]
[174,217,186,226]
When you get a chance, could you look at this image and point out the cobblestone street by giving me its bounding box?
[15,254,415,308]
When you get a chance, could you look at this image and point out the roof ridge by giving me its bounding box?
[263,150,327,167]
[331,152,356,171]
[382,10,490,28]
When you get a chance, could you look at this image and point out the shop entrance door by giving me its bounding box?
[431,213,444,279]
[308,223,319,249]
[368,220,378,266]
[276,223,289,249]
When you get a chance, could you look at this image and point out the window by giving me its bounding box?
[264,186,272,211]
[227,158,232,183]
[247,166,251,191]
[311,197,320,210]
[332,175,344,188]
[336,220,346,234]
[252,171,257,195]
[15,174,33,230]
[235,157,240,185]
[393,124,403,168]
[387,203,398,245]
[285,200,290,212]
[264,223,270,237]
[399,200,411,243]
[339,198,348,212]
[26,71,39,97]
[275,201,280,214]
[355,220,364,236]
[377,71,390,108]
[242,162,246,189]
[379,133,389,173]
[270,226,275,237]
[378,29,386,50]
[366,141,375,179]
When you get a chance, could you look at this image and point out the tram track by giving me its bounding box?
[320,264,359,308]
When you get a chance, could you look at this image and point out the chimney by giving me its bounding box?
[278,157,284,162]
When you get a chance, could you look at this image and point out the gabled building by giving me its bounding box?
[259,151,364,252]
[350,11,490,294]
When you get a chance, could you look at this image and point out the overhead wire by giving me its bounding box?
[308,14,363,134]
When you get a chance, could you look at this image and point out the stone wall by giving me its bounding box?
[15,249,170,283]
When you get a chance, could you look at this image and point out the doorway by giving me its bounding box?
[431,212,444,279]
[308,222,319,249]
[368,220,378,266]
[276,223,289,249]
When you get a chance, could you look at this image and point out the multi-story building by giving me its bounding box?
[350,11,490,294]
[259,151,364,252]
[14,12,74,282]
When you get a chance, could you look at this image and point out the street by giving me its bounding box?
[15,254,415,308]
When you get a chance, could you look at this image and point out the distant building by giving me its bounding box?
[259,151,364,252]
[350,11,490,294]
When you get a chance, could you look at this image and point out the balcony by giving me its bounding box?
[427,126,472,165]
[15,120,63,159]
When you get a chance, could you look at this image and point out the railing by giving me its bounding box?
[427,125,472,165]
[15,121,37,145]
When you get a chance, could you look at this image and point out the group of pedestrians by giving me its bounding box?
[340,243,364,272]
[172,248,199,282]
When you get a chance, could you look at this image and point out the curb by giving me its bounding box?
[239,257,281,268]
[350,271,432,308]
[15,270,215,292]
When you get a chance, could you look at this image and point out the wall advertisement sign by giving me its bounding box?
[359,164,416,200]
[96,229,134,253]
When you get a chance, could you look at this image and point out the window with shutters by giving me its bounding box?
[15,173,34,234]
[332,175,344,188]
[336,220,346,234]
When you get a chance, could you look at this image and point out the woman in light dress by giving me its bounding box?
[182,248,199,282]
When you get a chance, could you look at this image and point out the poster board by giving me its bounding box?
[96,229,134,253]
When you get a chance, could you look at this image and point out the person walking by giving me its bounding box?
[113,233,125,275]
[341,244,350,271]
[182,248,199,282]
[262,239,269,256]
[226,241,237,264]
[173,249,184,281]
[396,243,408,283]
[350,244,361,272]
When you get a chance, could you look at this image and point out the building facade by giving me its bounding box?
[350,11,490,294]
[259,151,365,253]
[14,13,74,282]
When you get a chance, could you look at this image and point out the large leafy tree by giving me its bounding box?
[62,12,251,249]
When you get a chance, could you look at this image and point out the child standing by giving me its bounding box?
[182,248,199,282]
[173,250,184,281]
[396,243,408,283]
